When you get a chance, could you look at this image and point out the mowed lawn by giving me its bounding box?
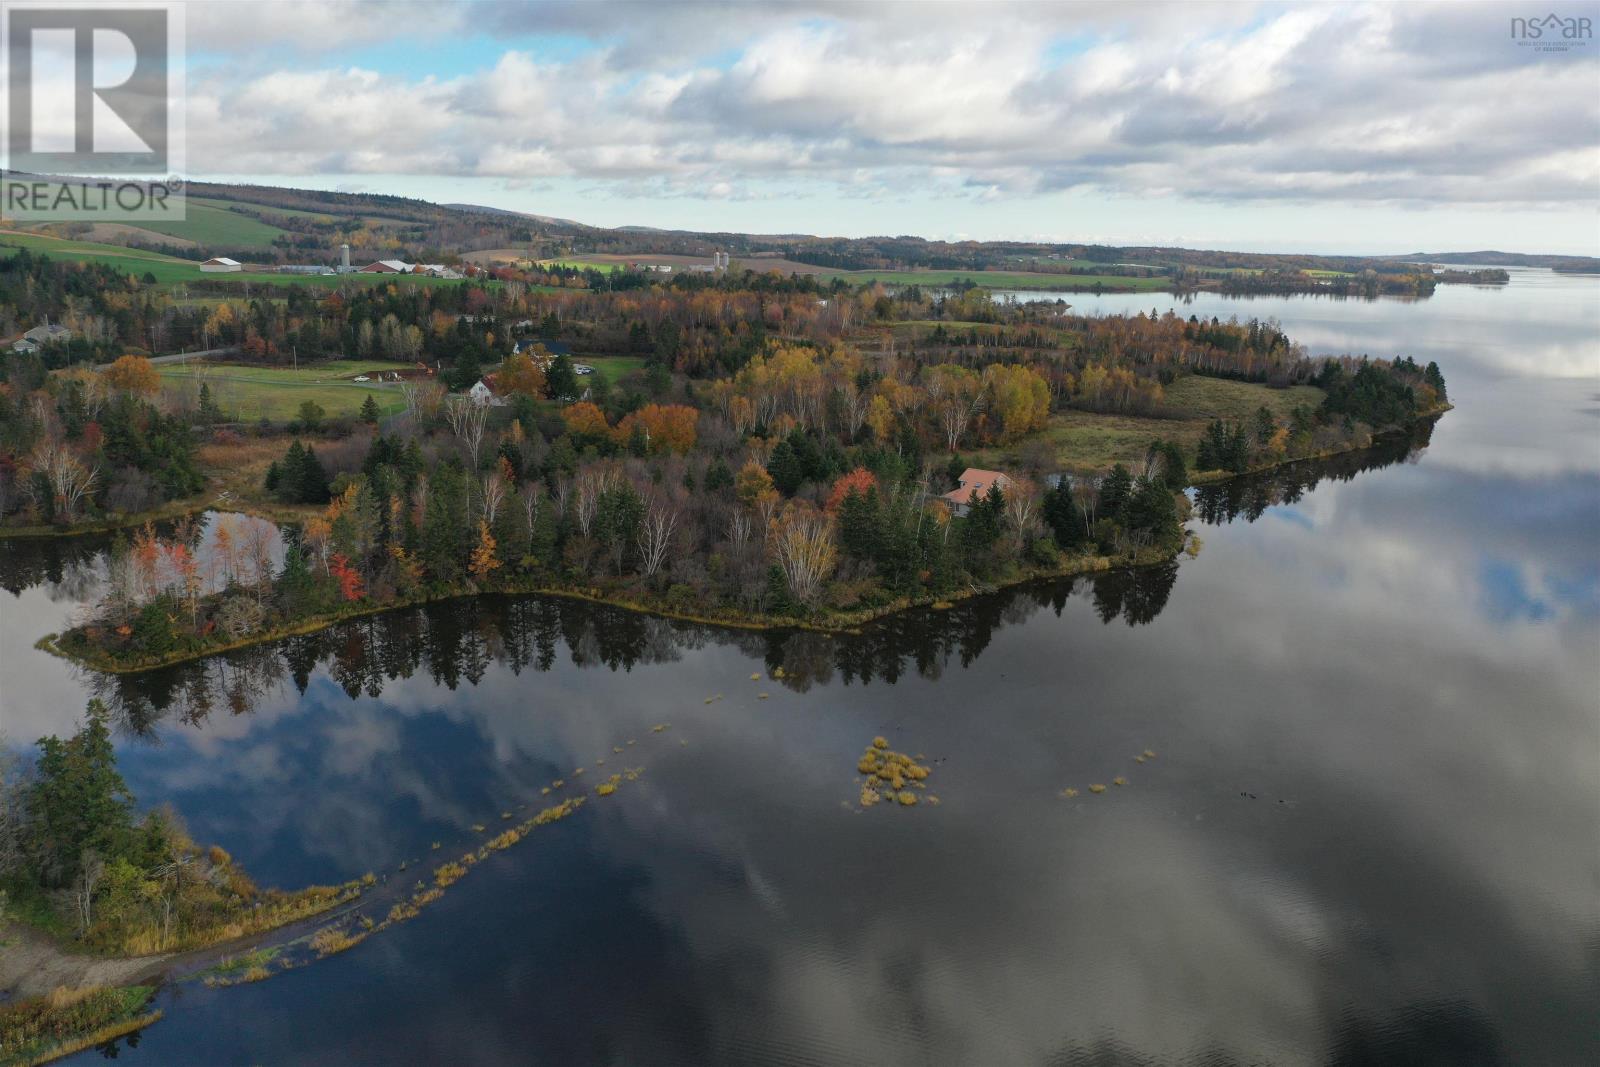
[968,376,1326,474]
[158,360,412,422]
[582,356,646,385]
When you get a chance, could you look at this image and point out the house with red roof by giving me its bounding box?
[942,468,1012,516]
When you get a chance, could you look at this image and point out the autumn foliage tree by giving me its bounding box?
[825,467,878,513]
[469,520,501,582]
[102,355,160,397]
[614,403,698,454]
[496,351,548,398]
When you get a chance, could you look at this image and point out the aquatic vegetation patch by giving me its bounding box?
[856,738,935,810]
[0,985,160,1067]
[1060,748,1160,801]
[310,925,367,957]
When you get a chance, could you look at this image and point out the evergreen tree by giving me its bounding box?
[264,460,281,493]
[545,354,578,401]
[1099,464,1134,519]
[764,563,793,615]
[26,700,135,885]
[595,481,644,574]
[1252,406,1275,444]
[294,442,331,504]
[767,439,804,495]
[198,382,223,423]
[360,394,381,424]
[421,464,470,582]
[838,488,883,561]
[1424,361,1447,402]
[1159,441,1188,491]
[704,457,734,493]
[1125,476,1182,548]
[1043,479,1085,549]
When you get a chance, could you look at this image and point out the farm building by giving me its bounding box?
[199,257,242,273]
[360,259,413,273]
[11,321,72,353]
[942,468,1013,517]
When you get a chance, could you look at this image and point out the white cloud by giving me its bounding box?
[178,2,1599,212]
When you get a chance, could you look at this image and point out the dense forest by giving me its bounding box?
[5,244,1445,653]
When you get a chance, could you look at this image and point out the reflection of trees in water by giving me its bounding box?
[1192,421,1434,526]
[0,531,112,596]
[90,569,1182,732]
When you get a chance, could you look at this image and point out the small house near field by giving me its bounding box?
[199,257,242,273]
[12,321,71,353]
[942,468,1013,517]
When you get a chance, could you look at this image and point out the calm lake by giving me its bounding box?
[2,270,1597,1066]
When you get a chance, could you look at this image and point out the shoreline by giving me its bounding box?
[39,543,1179,677]
[24,410,1445,678]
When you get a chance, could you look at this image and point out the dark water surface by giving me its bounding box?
[2,270,1597,1066]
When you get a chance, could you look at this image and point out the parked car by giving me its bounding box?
[574,364,594,375]
[354,375,371,382]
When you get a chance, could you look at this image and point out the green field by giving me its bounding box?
[968,375,1326,474]
[125,201,288,250]
[0,232,467,291]
[542,258,622,273]
[157,360,412,422]
[581,355,646,384]
[1162,376,1324,422]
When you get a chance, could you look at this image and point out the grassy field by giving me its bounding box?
[541,258,622,273]
[968,376,1326,474]
[582,356,646,384]
[0,231,468,291]
[121,201,288,250]
[158,360,412,422]
[1162,376,1323,422]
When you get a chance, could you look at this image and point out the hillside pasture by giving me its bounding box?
[157,360,413,422]
[966,375,1326,474]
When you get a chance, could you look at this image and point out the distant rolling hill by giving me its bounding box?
[1407,250,1600,271]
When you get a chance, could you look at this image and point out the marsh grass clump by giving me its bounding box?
[1143,749,1157,759]
[310,925,366,957]
[1089,784,1107,794]
[1113,776,1127,786]
[596,774,622,797]
[434,861,467,887]
[470,823,486,833]
[1060,787,1079,799]
[652,723,669,732]
[856,737,934,811]
[0,985,160,1067]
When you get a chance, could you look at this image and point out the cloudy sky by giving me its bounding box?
[175,0,1599,253]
